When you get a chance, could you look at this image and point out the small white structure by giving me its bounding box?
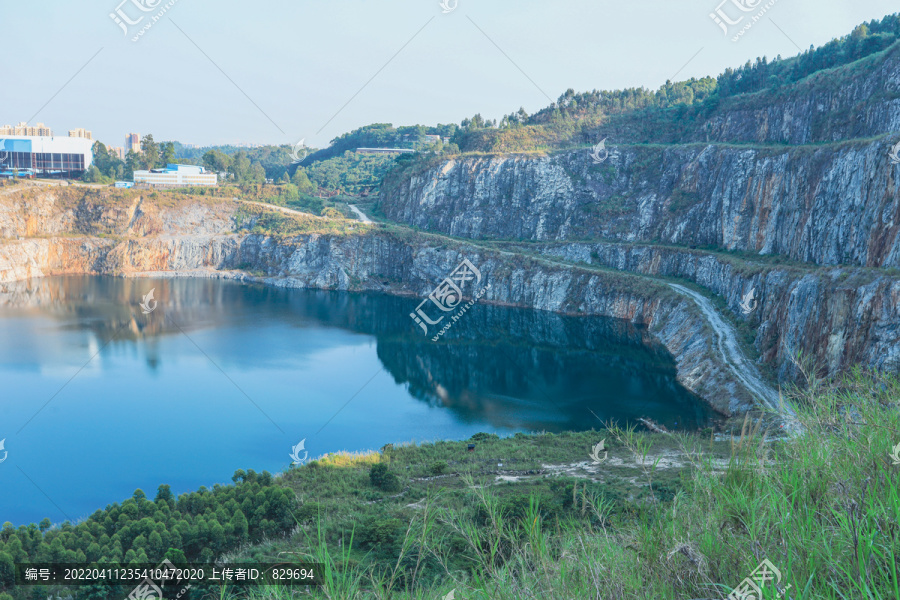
[133,163,217,187]
[355,148,416,155]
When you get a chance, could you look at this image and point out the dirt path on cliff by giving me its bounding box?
[349,204,373,223]
[232,199,328,220]
[233,199,376,226]
[668,283,795,417]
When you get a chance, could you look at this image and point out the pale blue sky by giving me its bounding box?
[1,0,895,148]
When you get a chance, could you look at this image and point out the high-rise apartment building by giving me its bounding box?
[110,147,126,160]
[125,133,140,153]
[68,128,92,140]
[0,122,53,136]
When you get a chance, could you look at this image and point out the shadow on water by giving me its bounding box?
[0,275,717,432]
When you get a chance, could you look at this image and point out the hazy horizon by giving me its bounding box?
[2,0,895,149]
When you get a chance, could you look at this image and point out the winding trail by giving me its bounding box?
[233,198,325,220]
[668,283,795,417]
[233,199,376,225]
[349,204,373,223]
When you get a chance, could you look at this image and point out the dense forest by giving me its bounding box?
[0,470,294,593]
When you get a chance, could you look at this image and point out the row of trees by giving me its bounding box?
[716,18,899,97]
[200,148,320,191]
[82,134,176,183]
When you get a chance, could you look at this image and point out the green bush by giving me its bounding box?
[369,463,401,492]
[428,461,449,475]
[295,502,322,524]
[357,517,403,550]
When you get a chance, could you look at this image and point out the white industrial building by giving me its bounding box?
[133,164,218,187]
[0,135,94,178]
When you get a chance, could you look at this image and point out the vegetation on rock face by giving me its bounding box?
[302,151,396,196]
[1,370,896,599]
[232,204,364,237]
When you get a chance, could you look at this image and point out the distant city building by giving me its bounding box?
[424,134,442,144]
[0,134,93,178]
[0,122,53,136]
[125,133,140,153]
[110,146,126,160]
[68,128,92,140]
[133,164,217,187]
[355,148,417,155]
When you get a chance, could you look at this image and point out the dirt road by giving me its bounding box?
[349,204,373,223]
[669,283,794,417]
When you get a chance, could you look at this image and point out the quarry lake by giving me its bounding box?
[0,275,715,525]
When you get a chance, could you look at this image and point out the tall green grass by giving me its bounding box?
[233,368,899,599]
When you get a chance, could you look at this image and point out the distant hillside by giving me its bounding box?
[452,13,900,151]
[300,123,458,165]
[163,13,900,193]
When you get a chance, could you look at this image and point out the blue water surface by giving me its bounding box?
[0,276,714,525]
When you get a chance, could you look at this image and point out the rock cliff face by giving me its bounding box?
[0,186,753,414]
[377,45,900,388]
[381,44,900,267]
[539,242,900,380]
[380,147,900,382]
[380,139,900,267]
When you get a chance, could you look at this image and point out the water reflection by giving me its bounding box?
[0,275,715,431]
